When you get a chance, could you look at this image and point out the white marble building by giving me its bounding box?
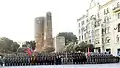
[77,0,120,56]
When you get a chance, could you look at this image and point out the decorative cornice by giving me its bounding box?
[100,0,117,9]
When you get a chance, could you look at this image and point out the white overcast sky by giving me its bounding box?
[0,0,108,41]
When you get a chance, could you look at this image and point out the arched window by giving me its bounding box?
[105,37,110,43]
[118,23,120,32]
[117,48,120,56]
[117,2,120,7]
[116,35,119,42]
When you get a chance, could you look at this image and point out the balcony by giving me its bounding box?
[113,6,120,13]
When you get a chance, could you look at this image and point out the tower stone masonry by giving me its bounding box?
[35,12,54,52]
[35,17,45,52]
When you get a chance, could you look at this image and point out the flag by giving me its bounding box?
[87,47,90,56]
[25,48,32,56]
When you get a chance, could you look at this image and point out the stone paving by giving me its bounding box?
[1,63,120,68]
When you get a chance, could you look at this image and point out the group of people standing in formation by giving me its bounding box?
[0,52,119,66]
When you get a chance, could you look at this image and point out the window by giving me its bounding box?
[116,35,119,42]
[104,28,106,34]
[106,49,111,54]
[107,39,110,43]
[105,37,110,43]
[106,27,110,33]
[104,17,107,23]
[82,35,83,40]
[118,13,120,19]
[79,23,80,27]
[89,40,91,43]
[104,9,106,15]
[79,36,81,40]
[118,23,120,32]
[86,19,88,22]
[104,8,109,15]
[107,17,109,22]
[104,16,110,23]
[79,29,80,34]
[117,48,120,56]
[102,38,104,44]
[81,21,84,25]
[97,13,100,18]
[104,27,110,34]
[84,33,86,39]
[108,27,110,33]
[117,2,120,7]
[102,29,104,35]
[107,8,109,13]
[95,39,99,44]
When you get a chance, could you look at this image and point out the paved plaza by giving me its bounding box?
[2,63,120,68]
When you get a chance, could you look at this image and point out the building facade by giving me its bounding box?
[77,0,120,56]
[53,36,65,53]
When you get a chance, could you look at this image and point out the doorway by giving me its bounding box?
[117,48,120,56]
[106,48,111,54]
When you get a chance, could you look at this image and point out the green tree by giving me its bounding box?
[29,41,36,50]
[74,41,87,52]
[0,37,20,53]
[74,41,94,52]
[17,47,27,53]
[57,32,77,45]
[64,42,76,52]
[22,44,27,47]
[11,42,20,52]
[22,41,36,50]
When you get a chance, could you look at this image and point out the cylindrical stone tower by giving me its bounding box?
[35,17,45,52]
[43,12,54,52]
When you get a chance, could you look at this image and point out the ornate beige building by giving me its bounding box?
[35,12,54,52]
[78,0,120,56]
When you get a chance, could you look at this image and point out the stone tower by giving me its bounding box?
[43,12,54,52]
[35,12,54,52]
[35,17,45,52]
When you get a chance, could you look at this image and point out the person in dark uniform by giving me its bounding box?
[36,55,39,65]
[73,52,75,64]
[78,53,80,64]
[40,55,43,65]
[55,55,58,65]
[50,55,53,65]
[58,55,62,65]
[5,57,8,66]
[24,56,27,66]
[48,55,50,65]
[20,57,23,66]
[0,58,3,66]
[83,53,87,64]
[9,57,11,66]
[15,56,18,66]
[43,54,45,65]
[14,57,16,66]
[46,55,48,65]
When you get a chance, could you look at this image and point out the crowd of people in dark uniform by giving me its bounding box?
[0,52,119,66]
[87,53,120,64]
